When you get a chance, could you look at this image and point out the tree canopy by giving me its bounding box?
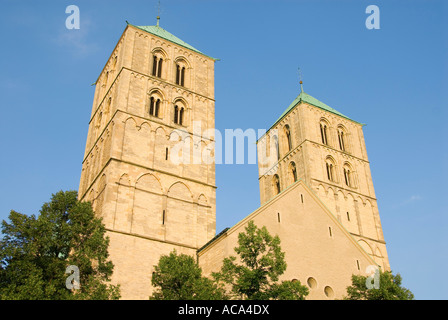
[0,190,120,300]
[149,250,227,300]
[344,269,414,300]
[212,221,309,300]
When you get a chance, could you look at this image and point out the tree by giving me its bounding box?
[149,250,227,300]
[344,269,414,300]
[213,221,309,300]
[0,190,120,300]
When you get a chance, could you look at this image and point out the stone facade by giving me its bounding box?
[78,24,217,299]
[78,22,389,300]
[198,180,379,300]
[256,98,390,272]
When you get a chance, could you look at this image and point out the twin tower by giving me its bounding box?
[78,21,390,299]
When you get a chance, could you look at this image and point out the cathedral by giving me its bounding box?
[78,19,390,300]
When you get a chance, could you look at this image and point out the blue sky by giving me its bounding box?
[0,0,447,299]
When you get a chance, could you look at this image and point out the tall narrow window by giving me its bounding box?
[320,122,329,145]
[344,168,350,186]
[326,162,335,182]
[165,147,169,161]
[181,67,185,86]
[338,130,346,151]
[155,99,160,117]
[273,174,281,195]
[175,61,187,86]
[152,55,163,78]
[347,212,350,221]
[173,105,184,125]
[162,210,166,225]
[277,212,281,223]
[174,105,179,124]
[179,108,184,125]
[157,58,163,78]
[152,55,158,76]
[284,125,292,151]
[325,158,336,182]
[149,97,154,115]
[343,164,354,187]
[289,162,297,184]
[149,97,161,117]
[329,227,332,237]
[176,65,180,85]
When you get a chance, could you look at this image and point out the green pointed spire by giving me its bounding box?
[270,92,362,131]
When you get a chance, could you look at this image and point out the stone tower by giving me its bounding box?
[78,21,217,299]
[257,90,390,272]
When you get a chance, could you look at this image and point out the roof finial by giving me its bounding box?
[298,67,304,94]
[156,0,161,27]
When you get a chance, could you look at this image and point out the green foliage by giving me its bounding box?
[213,221,309,300]
[0,190,120,300]
[150,250,227,300]
[344,270,414,300]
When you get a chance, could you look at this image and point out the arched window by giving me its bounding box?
[320,121,329,145]
[149,97,161,117]
[273,174,281,195]
[343,167,351,186]
[176,64,186,86]
[284,125,292,152]
[325,157,336,182]
[174,105,179,124]
[152,54,163,78]
[173,105,185,125]
[157,58,163,77]
[337,126,348,152]
[179,108,184,125]
[343,163,355,187]
[289,162,297,184]
[152,55,157,76]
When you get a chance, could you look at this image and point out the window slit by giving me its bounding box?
[179,108,184,125]
[149,97,155,116]
[157,58,163,78]
[176,65,180,84]
[174,105,179,124]
[181,67,185,86]
[152,56,157,76]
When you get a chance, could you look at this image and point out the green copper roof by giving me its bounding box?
[271,91,361,130]
[129,23,215,60]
